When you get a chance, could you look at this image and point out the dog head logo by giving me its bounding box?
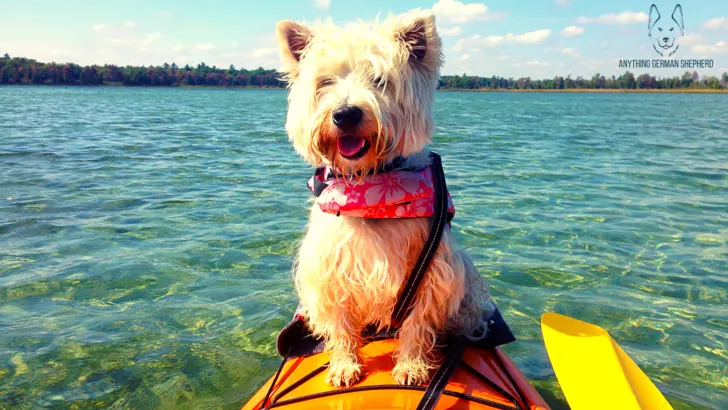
[648,4,684,57]
[275,10,443,176]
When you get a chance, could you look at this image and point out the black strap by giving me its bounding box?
[310,167,328,197]
[415,336,467,410]
[390,152,449,327]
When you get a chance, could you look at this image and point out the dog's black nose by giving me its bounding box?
[663,37,669,42]
[332,106,363,128]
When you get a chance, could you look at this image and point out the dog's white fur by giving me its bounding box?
[276,9,492,387]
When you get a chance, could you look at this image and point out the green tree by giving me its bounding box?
[0,66,9,83]
[681,71,693,88]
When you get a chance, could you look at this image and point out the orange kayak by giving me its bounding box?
[241,338,550,410]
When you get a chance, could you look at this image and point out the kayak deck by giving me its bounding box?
[242,339,550,410]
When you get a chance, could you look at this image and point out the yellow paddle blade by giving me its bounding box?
[541,312,674,410]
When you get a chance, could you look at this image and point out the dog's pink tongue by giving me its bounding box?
[337,135,365,157]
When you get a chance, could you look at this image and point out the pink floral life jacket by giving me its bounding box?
[307,163,455,219]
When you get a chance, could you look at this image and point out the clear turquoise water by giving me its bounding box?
[1,86,726,409]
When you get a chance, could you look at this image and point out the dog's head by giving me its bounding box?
[275,9,443,176]
[648,4,684,56]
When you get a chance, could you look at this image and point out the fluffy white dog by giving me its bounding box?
[275,9,492,387]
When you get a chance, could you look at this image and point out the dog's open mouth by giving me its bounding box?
[337,135,370,160]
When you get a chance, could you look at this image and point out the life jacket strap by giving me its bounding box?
[389,152,450,328]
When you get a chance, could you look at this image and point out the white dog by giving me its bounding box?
[275,9,492,387]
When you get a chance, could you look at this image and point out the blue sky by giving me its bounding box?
[2,0,727,78]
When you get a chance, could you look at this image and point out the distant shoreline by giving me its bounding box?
[0,84,284,90]
[439,88,728,94]
[3,84,727,93]
[4,55,727,91]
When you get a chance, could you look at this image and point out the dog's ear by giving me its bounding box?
[392,9,443,70]
[672,4,684,34]
[276,20,313,79]
[648,4,660,34]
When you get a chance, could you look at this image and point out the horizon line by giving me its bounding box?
[2,53,727,82]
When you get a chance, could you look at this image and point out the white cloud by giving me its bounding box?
[159,11,172,17]
[560,47,580,58]
[101,37,124,45]
[123,20,137,28]
[172,44,184,51]
[439,26,462,36]
[575,11,648,25]
[432,0,506,25]
[512,60,550,68]
[252,48,277,58]
[194,44,215,51]
[703,17,728,31]
[459,54,470,61]
[452,29,552,51]
[93,24,106,32]
[555,0,573,6]
[313,0,331,10]
[692,41,727,54]
[561,25,584,36]
[141,32,162,45]
[508,29,552,44]
[680,33,703,46]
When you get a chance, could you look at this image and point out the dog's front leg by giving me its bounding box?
[392,237,466,385]
[392,311,438,385]
[323,319,363,387]
[392,284,448,385]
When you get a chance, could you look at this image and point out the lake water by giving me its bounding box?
[1,86,726,409]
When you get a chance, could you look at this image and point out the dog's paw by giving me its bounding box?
[392,359,431,386]
[325,357,362,387]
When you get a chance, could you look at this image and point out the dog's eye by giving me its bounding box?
[319,78,335,88]
[670,28,674,31]
[373,76,384,87]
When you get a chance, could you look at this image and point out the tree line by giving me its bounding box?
[0,54,283,87]
[2,54,727,90]
[438,71,728,90]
